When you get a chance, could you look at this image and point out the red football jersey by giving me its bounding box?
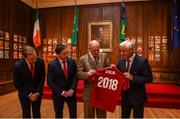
[90,66,129,112]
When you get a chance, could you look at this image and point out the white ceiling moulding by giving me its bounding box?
[21,0,36,8]
[21,0,150,9]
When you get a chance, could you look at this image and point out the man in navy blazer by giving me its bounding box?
[116,40,153,118]
[13,45,45,118]
[47,44,78,118]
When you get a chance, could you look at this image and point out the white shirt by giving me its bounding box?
[58,57,69,95]
[58,57,67,70]
[88,52,99,63]
[25,59,34,70]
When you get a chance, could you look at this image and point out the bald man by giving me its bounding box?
[77,40,110,118]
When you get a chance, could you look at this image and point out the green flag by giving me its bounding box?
[71,0,78,46]
[119,2,126,43]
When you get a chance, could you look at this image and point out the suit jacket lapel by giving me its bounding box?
[121,58,126,72]
[95,54,101,67]
[67,59,71,77]
[34,59,39,78]
[56,58,69,79]
[130,54,138,73]
[22,59,32,79]
[55,58,64,73]
[87,54,96,68]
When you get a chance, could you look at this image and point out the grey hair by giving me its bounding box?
[23,45,35,57]
[119,40,134,50]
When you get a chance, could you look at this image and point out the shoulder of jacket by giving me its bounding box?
[49,58,58,65]
[67,58,75,62]
[15,59,24,65]
[135,54,147,63]
[80,54,88,59]
[36,57,44,62]
[100,52,107,56]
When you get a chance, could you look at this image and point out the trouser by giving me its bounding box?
[53,95,77,118]
[18,92,42,118]
[121,100,144,118]
[84,100,106,118]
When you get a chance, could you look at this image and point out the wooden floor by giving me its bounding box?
[0,91,180,118]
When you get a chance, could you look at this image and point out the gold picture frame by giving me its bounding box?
[88,21,113,52]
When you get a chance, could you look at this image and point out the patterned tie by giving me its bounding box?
[63,61,68,79]
[30,63,35,79]
[95,57,99,64]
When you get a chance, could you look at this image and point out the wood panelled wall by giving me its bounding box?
[0,0,34,95]
[0,0,179,92]
[40,0,180,83]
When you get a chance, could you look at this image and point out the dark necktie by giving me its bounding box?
[95,57,99,64]
[30,63,35,79]
[63,61,68,79]
[124,60,131,90]
[126,60,130,72]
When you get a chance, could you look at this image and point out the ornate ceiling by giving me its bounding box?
[21,0,150,9]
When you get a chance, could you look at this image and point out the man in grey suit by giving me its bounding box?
[77,40,110,118]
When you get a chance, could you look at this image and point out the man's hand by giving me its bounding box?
[62,91,68,98]
[123,72,133,80]
[28,92,33,98]
[29,93,40,101]
[87,69,96,77]
[67,89,74,97]
[110,64,115,67]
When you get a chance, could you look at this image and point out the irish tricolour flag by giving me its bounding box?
[33,9,41,48]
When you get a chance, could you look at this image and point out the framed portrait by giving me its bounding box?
[19,35,22,43]
[0,50,3,58]
[14,34,18,42]
[13,51,18,59]
[5,42,9,50]
[0,31,4,40]
[5,32,10,40]
[88,21,113,52]
[0,40,3,49]
[148,53,154,61]
[23,36,27,44]
[4,51,9,59]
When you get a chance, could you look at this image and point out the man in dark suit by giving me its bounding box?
[116,40,153,118]
[13,45,45,118]
[47,44,78,118]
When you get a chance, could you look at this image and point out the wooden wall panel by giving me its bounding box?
[126,2,144,57]
[143,1,170,68]
[40,8,59,38]
[126,2,144,36]
[61,7,74,37]
[40,0,179,83]
[78,7,88,57]
[0,0,34,81]
[111,5,121,64]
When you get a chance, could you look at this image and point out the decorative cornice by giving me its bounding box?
[21,0,150,9]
